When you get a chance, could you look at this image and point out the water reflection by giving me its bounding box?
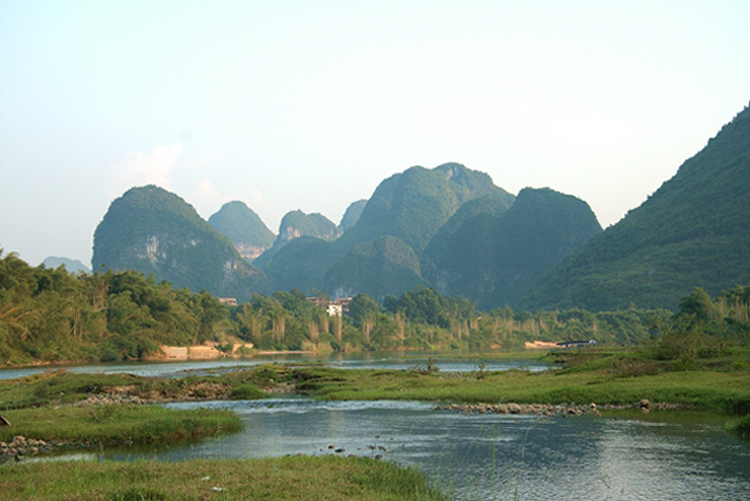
[53,398,750,501]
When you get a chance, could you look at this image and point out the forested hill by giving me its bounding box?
[519,103,750,311]
[208,201,275,261]
[253,210,341,269]
[336,163,516,255]
[92,185,270,302]
[258,163,518,300]
[338,199,368,233]
[423,188,602,310]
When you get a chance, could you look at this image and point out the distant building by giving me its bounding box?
[307,296,352,316]
[218,297,237,306]
[327,303,343,317]
[307,296,329,308]
[333,297,352,314]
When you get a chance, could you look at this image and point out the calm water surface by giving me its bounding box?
[0,351,549,380]
[74,398,750,501]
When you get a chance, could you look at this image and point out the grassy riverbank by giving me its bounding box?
[290,365,750,411]
[0,455,446,501]
[0,404,241,447]
[286,349,750,415]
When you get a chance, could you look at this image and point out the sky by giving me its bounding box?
[1,1,749,267]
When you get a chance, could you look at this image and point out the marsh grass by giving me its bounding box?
[289,365,750,413]
[0,404,241,446]
[0,456,446,501]
[0,367,278,412]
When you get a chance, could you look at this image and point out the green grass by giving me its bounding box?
[0,367,278,412]
[0,456,446,501]
[289,365,750,412]
[0,404,241,446]
[729,414,750,440]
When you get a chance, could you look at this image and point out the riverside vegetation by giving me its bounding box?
[2,248,750,498]
[1,249,674,365]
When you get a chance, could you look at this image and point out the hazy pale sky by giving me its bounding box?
[1,1,749,267]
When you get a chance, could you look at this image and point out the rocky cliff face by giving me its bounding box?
[93,185,270,301]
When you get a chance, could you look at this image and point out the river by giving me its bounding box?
[8,355,750,500]
[0,351,549,380]
[55,397,750,501]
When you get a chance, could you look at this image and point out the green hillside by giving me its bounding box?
[325,235,425,300]
[263,237,343,293]
[42,256,91,274]
[424,188,602,310]
[260,163,515,298]
[208,201,275,260]
[254,210,341,270]
[92,185,270,302]
[339,199,368,232]
[277,210,340,242]
[520,104,750,311]
[337,163,515,255]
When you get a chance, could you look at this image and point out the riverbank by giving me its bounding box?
[0,455,446,501]
[0,404,241,462]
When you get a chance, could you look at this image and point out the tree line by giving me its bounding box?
[1,250,747,366]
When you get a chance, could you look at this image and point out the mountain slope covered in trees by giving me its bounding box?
[520,104,750,311]
[424,188,602,310]
[337,163,515,255]
[92,185,270,302]
[208,201,275,261]
[253,210,340,269]
[260,163,519,298]
[339,199,368,233]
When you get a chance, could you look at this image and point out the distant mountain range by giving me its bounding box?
[42,256,91,274]
[90,102,750,311]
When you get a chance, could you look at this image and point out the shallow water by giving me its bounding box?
[61,398,750,501]
[0,351,549,380]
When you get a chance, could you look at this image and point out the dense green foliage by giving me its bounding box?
[339,199,368,232]
[254,210,341,270]
[648,285,750,367]
[208,200,275,257]
[521,104,750,311]
[337,163,515,255]
[4,245,748,368]
[277,210,341,242]
[262,163,517,298]
[325,236,425,300]
[92,185,270,302]
[423,188,602,310]
[0,251,234,365]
